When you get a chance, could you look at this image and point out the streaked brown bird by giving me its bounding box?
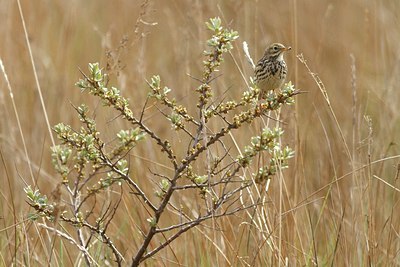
[254,43,291,98]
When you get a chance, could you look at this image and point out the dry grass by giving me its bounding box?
[1,0,400,266]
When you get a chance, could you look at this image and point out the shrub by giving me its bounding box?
[25,17,298,266]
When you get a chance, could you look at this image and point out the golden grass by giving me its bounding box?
[1,0,400,266]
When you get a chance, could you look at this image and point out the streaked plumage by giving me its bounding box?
[255,43,291,98]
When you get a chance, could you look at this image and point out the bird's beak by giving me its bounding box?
[283,46,292,51]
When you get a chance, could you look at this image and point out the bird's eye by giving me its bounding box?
[273,46,279,50]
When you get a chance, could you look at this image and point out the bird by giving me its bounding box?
[254,43,291,99]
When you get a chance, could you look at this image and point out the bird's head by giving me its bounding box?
[264,43,291,60]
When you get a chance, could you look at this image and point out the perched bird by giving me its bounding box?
[254,43,291,98]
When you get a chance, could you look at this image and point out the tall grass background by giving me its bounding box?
[1,0,400,265]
